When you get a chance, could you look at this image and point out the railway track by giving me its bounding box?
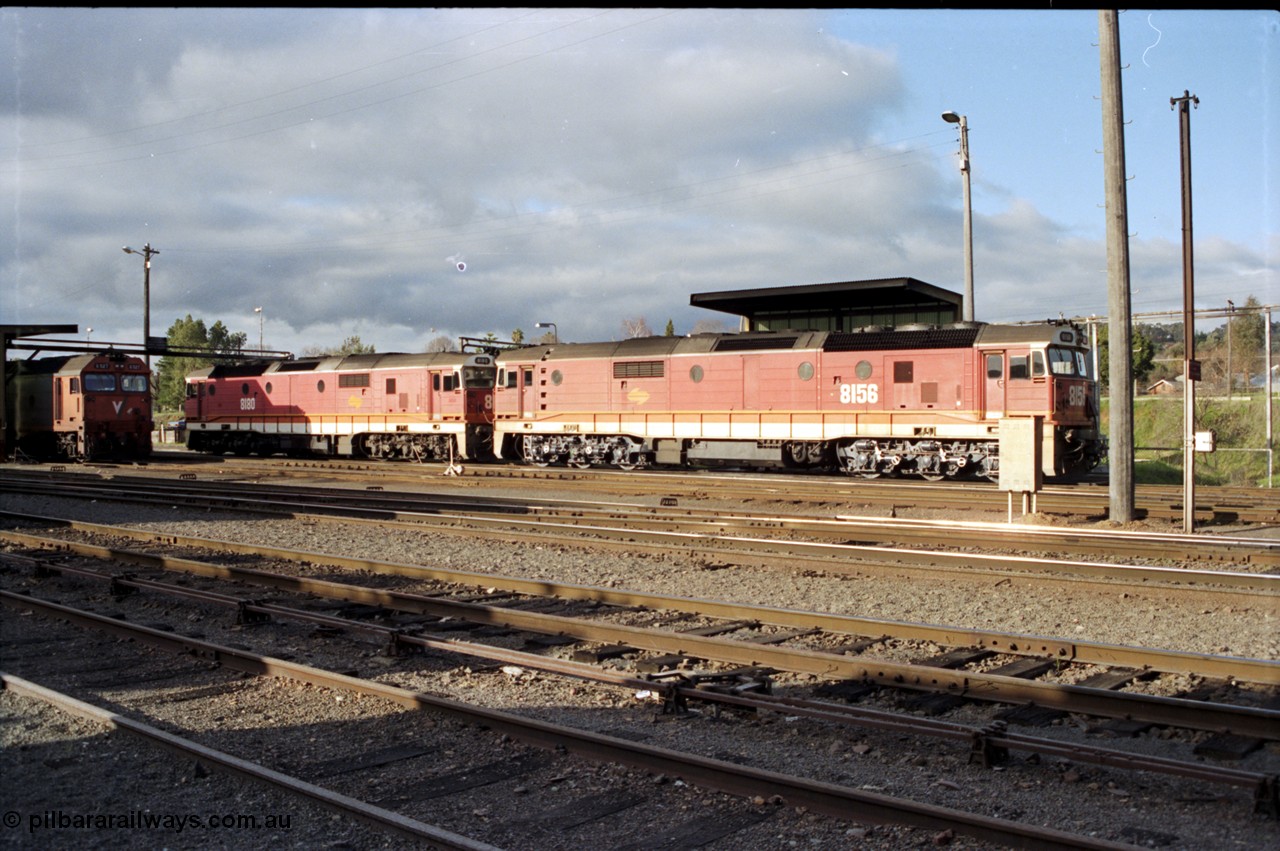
[2,554,1276,849]
[50,451,1280,525]
[3,464,1277,848]
[3,470,1278,577]
[1,581,1158,850]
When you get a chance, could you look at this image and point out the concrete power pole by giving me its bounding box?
[1098,10,1135,523]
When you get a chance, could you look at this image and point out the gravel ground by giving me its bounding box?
[2,486,1278,850]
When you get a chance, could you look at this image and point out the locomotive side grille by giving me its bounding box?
[613,360,665,379]
[712,336,799,352]
[823,328,979,352]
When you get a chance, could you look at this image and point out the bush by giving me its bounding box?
[1102,394,1275,486]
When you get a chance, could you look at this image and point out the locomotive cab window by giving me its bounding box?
[122,375,148,393]
[83,374,116,392]
[1048,347,1078,376]
[1031,351,1046,377]
[1009,356,1030,380]
[463,367,493,388]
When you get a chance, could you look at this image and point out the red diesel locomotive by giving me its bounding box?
[5,352,153,461]
[491,321,1104,480]
[183,351,496,461]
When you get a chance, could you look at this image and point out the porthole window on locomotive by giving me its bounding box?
[689,365,704,383]
[241,383,250,396]
[265,382,272,394]
[797,362,814,381]
[317,380,325,393]
[207,385,216,396]
[551,370,563,386]
[855,360,873,380]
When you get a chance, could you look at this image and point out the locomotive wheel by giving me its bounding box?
[569,459,592,470]
[920,472,946,482]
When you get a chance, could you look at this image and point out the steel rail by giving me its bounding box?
[4,528,1277,739]
[5,472,1277,568]
[70,453,1280,523]
[0,672,503,849]
[3,523,1276,687]
[0,590,1143,850]
[459,466,1280,523]
[8,471,1280,569]
[5,483,1278,597]
[27,469,1280,564]
[12,554,1275,814]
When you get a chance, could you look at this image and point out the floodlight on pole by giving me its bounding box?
[535,322,558,344]
[254,306,264,352]
[122,243,159,370]
[941,111,974,323]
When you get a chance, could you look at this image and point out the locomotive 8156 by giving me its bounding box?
[183,351,496,461]
[5,352,153,461]
[492,320,1104,480]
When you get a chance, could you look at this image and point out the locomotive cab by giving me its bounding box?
[976,323,1103,478]
[7,352,152,461]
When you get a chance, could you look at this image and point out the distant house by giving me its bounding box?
[1146,377,1183,395]
[1250,364,1280,391]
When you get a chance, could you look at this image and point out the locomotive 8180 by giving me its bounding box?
[492,320,1105,480]
[5,352,153,461]
[183,351,496,461]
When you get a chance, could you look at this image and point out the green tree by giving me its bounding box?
[664,319,675,336]
[338,335,375,355]
[303,335,377,357]
[511,328,525,345]
[1097,324,1156,389]
[154,315,248,411]
[1227,295,1266,389]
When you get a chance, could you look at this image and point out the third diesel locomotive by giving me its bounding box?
[5,351,153,461]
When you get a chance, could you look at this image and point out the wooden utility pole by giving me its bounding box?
[1172,90,1200,533]
[1098,10,1134,523]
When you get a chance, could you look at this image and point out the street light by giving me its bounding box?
[941,111,974,323]
[254,306,264,352]
[122,243,159,368]
[535,321,558,344]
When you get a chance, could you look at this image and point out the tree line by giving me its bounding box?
[1097,295,1273,394]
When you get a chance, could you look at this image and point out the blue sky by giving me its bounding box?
[2,9,1274,354]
